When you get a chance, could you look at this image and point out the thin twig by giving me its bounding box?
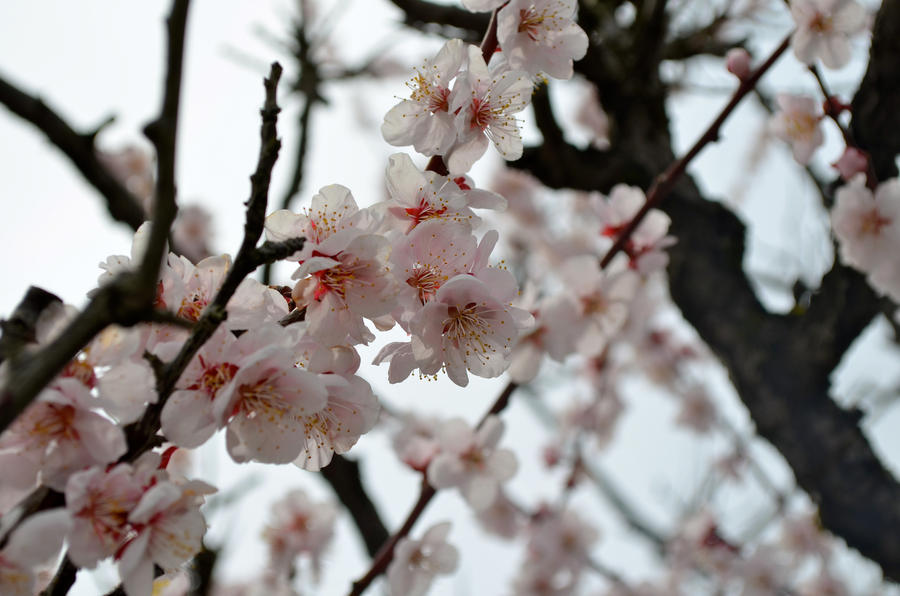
[600,33,792,269]
[0,74,146,231]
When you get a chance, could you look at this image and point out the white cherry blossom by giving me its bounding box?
[445,45,533,174]
[407,273,533,386]
[790,0,867,69]
[386,521,459,596]
[427,415,518,511]
[770,94,824,165]
[497,0,589,80]
[263,489,337,581]
[382,39,466,156]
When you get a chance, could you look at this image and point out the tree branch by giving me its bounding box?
[320,455,390,558]
[0,74,146,231]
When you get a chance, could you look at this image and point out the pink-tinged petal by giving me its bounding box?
[427,454,466,488]
[160,389,217,449]
[0,450,39,490]
[386,153,428,205]
[130,482,182,525]
[487,448,518,481]
[98,359,158,423]
[119,533,153,596]
[148,509,206,570]
[264,209,307,243]
[382,100,427,146]
[4,508,70,566]
[445,129,489,176]
[508,341,544,383]
[819,37,852,70]
[74,410,128,464]
[462,475,498,511]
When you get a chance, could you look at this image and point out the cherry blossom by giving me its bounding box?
[427,415,518,511]
[0,509,70,596]
[262,489,337,581]
[559,255,640,357]
[382,39,466,156]
[64,453,214,596]
[790,0,867,69]
[496,0,589,80]
[515,507,599,595]
[769,94,824,165]
[117,476,214,596]
[0,378,127,492]
[293,373,380,471]
[597,184,675,273]
[384,153,475,233]
[406,272,533,386]
[508,293,583,383]
[831,177,900,271]
[445,45,533,174]
[391,413,442,472]
[213,337,329,464]
[386,521,459,596]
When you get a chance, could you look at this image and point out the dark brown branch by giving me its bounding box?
[386,0,488,42]
[851,0,900,182]
[0,286,61,365]
[320,455,390,557]
[0,74,147,231]
[139,0,191,296]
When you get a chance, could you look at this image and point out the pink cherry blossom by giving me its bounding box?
[526,507,599,575]
[790,0,867,69]
[559,255,641,357]
[391,413,442,472]
[597,185,675,273]
[292,232,396,345]
[384,153,474,233]
[118,477,214,596]
[496,0,589,80]
[0,378,127,492]
[265,184,377,263]
[770,94,824,165]
[427,415,518,511]
[293,373,380,471]
[386,521,459,596]
[831,176,900,297]
[407,273,533,386]
[0,509,70,596]
[508,293,583,383]
[214,344,329,464]
[382,39,466,156]
[445,45,533,174]
[263,489,337,581]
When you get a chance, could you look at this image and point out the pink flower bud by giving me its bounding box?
[725,48,752,80]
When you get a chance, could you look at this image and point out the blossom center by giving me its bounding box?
[178,292,209,322]
[407,266,445,305]
[860,208,891,236]
[809,12,834,33]
[469,97,494,130]
[518,7,545,41]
